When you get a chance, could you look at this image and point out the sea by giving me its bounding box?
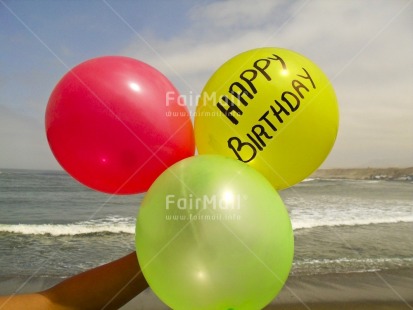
[0,169,412,289]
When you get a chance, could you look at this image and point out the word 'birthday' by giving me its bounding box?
[213,54,317,162]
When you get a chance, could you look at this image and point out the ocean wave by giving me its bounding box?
[301,178,316,182]
[0,217,136,236]
[292,216,413,230]
[2,215,412,236]
[292,256,413,275]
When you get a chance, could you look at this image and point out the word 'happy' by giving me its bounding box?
[214,54,316,162]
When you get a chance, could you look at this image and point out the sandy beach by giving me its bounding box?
[3,268,410,309]
[124,268,413,309]
[268,269,413,309]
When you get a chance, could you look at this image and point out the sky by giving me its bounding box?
[0,0,412,170]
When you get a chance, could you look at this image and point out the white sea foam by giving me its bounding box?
[301,178,316,182]
[292,216,413,230]
[294,256,413,267]
[1,214,412,236]
[0,217,136,236]
[292,257,413,274]
[285,192,413,231]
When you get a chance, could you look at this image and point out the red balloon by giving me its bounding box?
[45,56,194,194]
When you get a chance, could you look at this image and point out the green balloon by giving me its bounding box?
[135,155,293,310]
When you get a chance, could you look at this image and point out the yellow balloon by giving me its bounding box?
[195,47,339,189]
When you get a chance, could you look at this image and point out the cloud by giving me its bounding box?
[120,1,302,91]
[120,0,412,168]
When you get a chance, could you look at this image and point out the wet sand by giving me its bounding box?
[1,269,412,309]
[122,269,413,309]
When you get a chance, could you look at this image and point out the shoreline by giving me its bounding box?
[310,167,413,181]
[2,167,413,180]
[2,269,411,309]
[125,268,413,309]
[270,268,413,307]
